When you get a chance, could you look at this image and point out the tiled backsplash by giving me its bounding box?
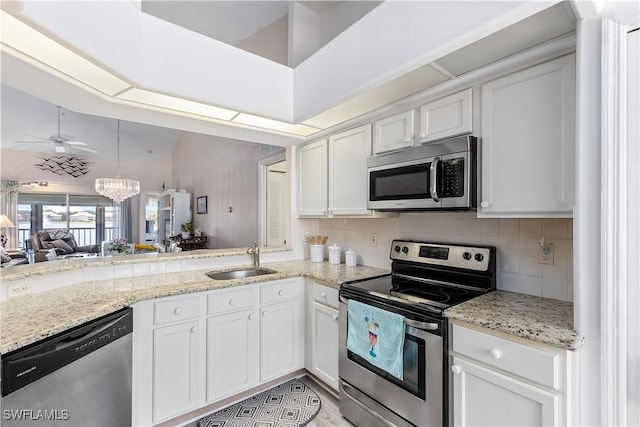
[317,213,573,301]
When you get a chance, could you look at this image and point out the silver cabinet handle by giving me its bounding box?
[481,201,490,208]
[489,349,502,359]
[248,313,254,320]
[228,298,234,305]
[278,290,284,296]
[451,365,462,375]
[404,318,438,331]
[190,326,198,333]
[262,311,267,317]
[332,315,338,321]
[173,308,182,315]
[430,156,440,202]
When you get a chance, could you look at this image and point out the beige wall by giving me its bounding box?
[172,134,260,249]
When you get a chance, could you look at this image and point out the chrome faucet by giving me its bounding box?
[247,241,260,266]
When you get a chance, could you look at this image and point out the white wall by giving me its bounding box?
[316,214,573,301]
[171,134,260,249]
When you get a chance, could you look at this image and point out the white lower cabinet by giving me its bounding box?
[450,322,576,427]
[152,320,201,422]
[260,300,301,381]
[306,282,340,391]
[133,278,304,425]
[310,301,339,389]
[452,356,558,426]
[206,308,257,402]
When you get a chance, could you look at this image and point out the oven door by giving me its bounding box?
[338,297,444,427]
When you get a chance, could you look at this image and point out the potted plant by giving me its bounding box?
[181,220,194,239]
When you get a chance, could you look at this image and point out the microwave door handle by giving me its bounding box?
[430,156,440,202]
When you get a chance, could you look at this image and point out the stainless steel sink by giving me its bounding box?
[206,267,276,280]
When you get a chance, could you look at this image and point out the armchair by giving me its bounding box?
[31,230,99,262]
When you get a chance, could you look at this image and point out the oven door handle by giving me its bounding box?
[404,318,439,331]
[339,295,439,331]
[341,381,396,427]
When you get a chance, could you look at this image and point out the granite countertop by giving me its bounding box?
[445,290,584,351]
[0,260,389,354]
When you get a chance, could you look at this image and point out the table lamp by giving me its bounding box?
[0,214,16,248]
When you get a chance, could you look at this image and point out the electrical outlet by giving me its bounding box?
[538,243,554,265]
[302,231,311,242]
[370,233,378,247]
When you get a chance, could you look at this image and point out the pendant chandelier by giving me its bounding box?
[95,120,140,202]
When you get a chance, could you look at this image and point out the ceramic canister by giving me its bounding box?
[345,249,357,267]
[328,244,341,264]
[310,244,324,262]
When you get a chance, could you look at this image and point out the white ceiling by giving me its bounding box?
[0,1,580,158]
[1,85,183,161]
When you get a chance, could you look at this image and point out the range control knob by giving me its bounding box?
[462,252,472,260]
[402,246,409,254]
[475,253,484,262]
[394,245,401,253]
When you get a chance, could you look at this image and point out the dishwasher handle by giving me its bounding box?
[2,307,133,397]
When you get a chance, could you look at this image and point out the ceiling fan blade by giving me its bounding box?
[65,140,88,146]
[24,134,51,141]
[73,145,98,153]
[14,140,51,144]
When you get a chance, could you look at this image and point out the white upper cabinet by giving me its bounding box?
[298,124,372,217]
[298,139,329,216]
[479,54,575,217]
[373,110,415,154]
[419,88,473,144]
[328,124,372,216]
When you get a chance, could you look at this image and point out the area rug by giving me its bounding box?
[198,379,321,427]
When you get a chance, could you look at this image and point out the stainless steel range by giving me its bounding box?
[338,240,496,427]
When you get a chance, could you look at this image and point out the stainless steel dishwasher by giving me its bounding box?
[1,307,133,426]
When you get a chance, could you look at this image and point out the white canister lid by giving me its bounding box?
[329,244,341,251]
[345,248,356,255]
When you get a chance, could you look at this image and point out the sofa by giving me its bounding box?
[31,230,100,262]
[0,247,29,267]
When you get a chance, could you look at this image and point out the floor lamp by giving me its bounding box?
[0,214,16,248]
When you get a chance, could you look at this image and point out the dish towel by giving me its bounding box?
[347,299,405,380]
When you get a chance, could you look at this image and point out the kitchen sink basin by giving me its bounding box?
[206,267,277,280]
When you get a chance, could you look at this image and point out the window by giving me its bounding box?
[18,193,113,248]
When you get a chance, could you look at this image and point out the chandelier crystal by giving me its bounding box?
[95,120,140,202]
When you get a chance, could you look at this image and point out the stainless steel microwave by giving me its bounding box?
[367,135,477,210]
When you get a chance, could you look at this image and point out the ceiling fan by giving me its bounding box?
[14,106,98,154]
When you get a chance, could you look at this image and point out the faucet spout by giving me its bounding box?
[247,241,260,266]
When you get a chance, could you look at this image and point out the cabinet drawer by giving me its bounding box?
[312,283,339,309]
[452,324,559,389]
[260,279,301,305]
[154,296,199,325]
[208,287,255,315]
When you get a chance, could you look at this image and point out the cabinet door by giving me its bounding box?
[480,54,575,216]
[260,300,302,382]
[328,124,372,216]
[311,301,339,390]
[373,110,415,154]
[298,139,329,216]
[451,356,558,427]
[153,320,200,422]
[419,88,472,143]
[206,309,257,402]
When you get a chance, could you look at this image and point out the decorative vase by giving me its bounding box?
[182,231,190,239]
